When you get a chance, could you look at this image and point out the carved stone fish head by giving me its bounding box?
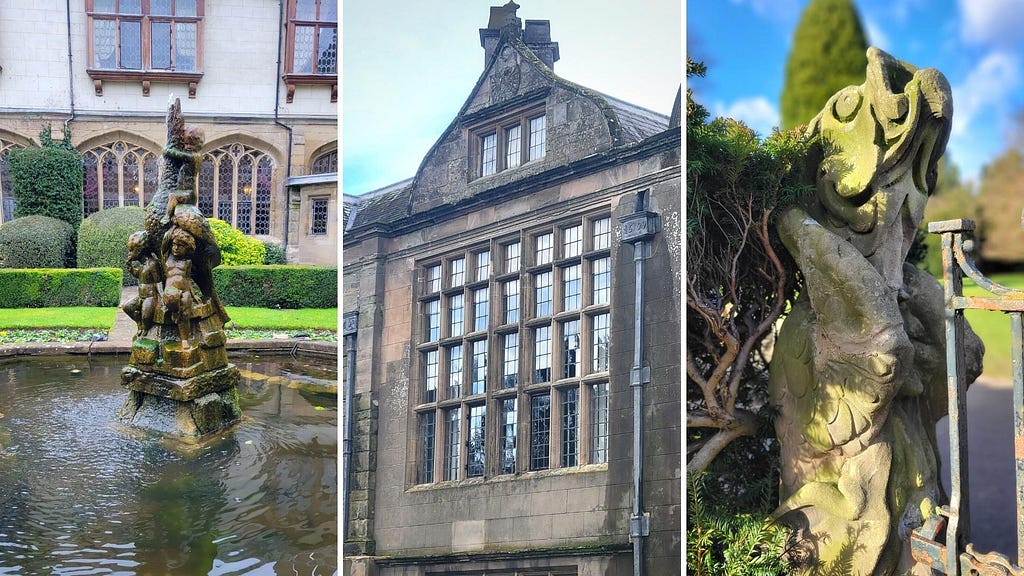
[806,47,952,295]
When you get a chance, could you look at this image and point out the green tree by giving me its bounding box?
[780,0,868,129]
[975,147,1024,269]
[687,59,814,474]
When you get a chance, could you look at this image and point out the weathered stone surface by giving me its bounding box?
[121,363,240,402]
[769,47,984,575]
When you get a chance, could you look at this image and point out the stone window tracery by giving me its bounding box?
[82,141,159,218]
[199,143,274,235]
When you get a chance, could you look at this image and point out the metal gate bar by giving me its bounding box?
[910,219,1024,575]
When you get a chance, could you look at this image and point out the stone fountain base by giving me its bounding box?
[117,362,241,438]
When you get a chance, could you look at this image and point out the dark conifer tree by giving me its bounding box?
[780,0,869,129]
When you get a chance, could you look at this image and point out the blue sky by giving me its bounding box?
[688,0,1024,184]
[343,0,682,195]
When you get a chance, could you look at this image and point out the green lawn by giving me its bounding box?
[0,305,337,343]
[962,272,1024,381]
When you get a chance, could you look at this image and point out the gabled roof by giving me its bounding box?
[343,178,414,232]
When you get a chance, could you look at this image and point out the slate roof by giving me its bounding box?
[343,178,414,232]
[596,91,671,144]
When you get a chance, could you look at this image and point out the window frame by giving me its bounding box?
[283,0,338,102]
[413,213,612,486]
[469,106,547,180]
[85,0,205,97]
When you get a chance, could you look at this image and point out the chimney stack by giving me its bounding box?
[479,2,560,70]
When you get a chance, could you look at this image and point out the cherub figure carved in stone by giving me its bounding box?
[161,226,199,349]
[122,230,161,337]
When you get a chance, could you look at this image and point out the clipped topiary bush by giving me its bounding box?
[0,267,121,308]
[262,239,287,264]
[8,125,84,231]
[0,215,75,269]
[208,218,266,265]
[77,206,147,285]
[213,265,337,308]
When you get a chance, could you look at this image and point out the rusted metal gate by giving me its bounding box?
[911,219,1024,576]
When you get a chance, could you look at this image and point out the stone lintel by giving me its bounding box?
[122,363,240,402]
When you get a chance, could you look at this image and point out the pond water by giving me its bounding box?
[0,355,337,575]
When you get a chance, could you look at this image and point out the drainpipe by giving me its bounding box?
[64,0,76,131]
[618,190,659,576]
[342,311,359,540]
[274,0,294,256]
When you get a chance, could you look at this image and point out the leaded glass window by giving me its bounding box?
[419,412,435,483]
[530,393,550,470]
[561,388,579,467]
[444,407,460,481]
[0,141,25,223]
[88,0,202,72]
[501,398,517,474]
[200,143,275,235]
[81,141,159,218]
[311,197,329,235]
[288,0,337,75]
[467,405,486,478]
[311,149,337,174]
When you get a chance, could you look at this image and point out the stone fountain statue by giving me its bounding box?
[769,48,984,574]
[116,98,241,438]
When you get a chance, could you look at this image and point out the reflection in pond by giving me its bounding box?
[0,355,336,574]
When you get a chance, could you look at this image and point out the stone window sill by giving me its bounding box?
[87,69,204,98]
[282,73,337,103]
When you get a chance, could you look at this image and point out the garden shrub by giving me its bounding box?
[208,218,266,265]
[8,125,84,231]
[0,215,75,269]
[213,265,336,308]
[0,267,121,308]
[262,239,287,264]
[77,206,147,285]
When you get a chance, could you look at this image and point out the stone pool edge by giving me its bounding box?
[0,339,337,359]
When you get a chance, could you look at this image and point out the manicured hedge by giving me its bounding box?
[0,215,76,269]
[77,206,147,285]
[213,265,337,309]
[0,268,121,308]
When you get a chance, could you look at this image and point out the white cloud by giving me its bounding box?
[950,51,1019,136]
[712,97,781,136]
[959,0,1024,47]
[863,17,891,52]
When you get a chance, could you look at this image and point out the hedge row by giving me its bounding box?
[0,268,121,308]
[213,265,337,309]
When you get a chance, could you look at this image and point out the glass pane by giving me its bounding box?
[254,157,272,235]
[530,394,550,471]
[123,154,140,207]
[467,405,486,478]
[93,0,116,12]
[93,19,116,68]
[481,133,497,176]
[151,22,171,69]
[151,0,172,15]
[292,26,314,74]
[217,157,233,223]
[175,0,197,17]
[197,159,214,217]
[316,26,337,74]
[101,152,119,209]
[296,0,316,20]
[119,21,142,69]
[143,154,159,206]
[319,0,337,22]
[82,153,99,218]
[175,23,197,71]
[506,125,521,169]
[420,412,435,484]
[119,0,142,14]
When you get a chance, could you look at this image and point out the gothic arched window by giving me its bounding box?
[82,141,159,218]
[199,143,275,235]
[310,148,337,174]
[0,140,26,223]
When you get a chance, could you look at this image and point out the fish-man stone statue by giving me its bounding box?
[769,48,984,574]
